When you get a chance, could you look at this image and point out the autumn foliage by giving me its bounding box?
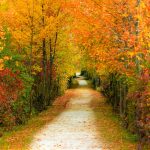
[0,0,79,128]
[0,0,150,148]
[66,0,150,148]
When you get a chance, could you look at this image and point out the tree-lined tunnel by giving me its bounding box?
[0,0,150,149]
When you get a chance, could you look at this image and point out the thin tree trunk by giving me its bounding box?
[135,0,141,39]
[53,32,58,60]
[29,0,35,115]
[135,1,144,149]
[42,1,47,108]
[49,38,53,86]
[119,82,123,117]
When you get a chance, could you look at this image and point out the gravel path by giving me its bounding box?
[30,78,102,150]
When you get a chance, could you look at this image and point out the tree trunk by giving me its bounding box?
[42,1,47,108]
[49,38,53,87]
[29,0,35,115]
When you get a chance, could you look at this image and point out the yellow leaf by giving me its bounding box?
[3,56,10,60]
[33,65,42,73]
[0,59,4,71]
[141,2,146,9]
[128,51,135,58]
[16,61,19,66]
[136,55,143,61]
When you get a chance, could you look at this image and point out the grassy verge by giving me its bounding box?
[0,106,64,150]
[0,90,75,150]
[70,78,79,88]
[91,92,138,150]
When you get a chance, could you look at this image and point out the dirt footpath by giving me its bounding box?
[30,78,103,150]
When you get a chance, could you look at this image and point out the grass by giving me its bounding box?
[91,91,150,150]
[0,106,64,150]
[70,78,79,88]
[0,78,148,150]
[90,92,138,150]
[0,89,75,150]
